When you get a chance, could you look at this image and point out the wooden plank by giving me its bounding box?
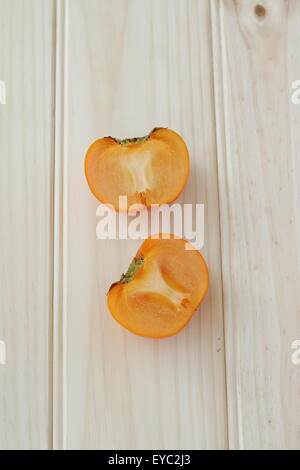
[52,0,68,450]
[212,0,300,450]
[0,0,55,449]
[59,0,227,449]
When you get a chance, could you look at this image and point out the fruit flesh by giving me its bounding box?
[85,128,190,210]
[107,236,209,338]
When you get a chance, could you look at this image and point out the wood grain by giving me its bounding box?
[212,0,300,450]
[2,0,299,451]
[0,0,55,449]
[58,0,228,450]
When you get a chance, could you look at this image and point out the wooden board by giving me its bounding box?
[211,0,300,450]
[58,0,228,450]
[0,0,55,450]
[2,0,300,451]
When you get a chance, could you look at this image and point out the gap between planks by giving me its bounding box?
[52,0,69,451]
[210,0,239,449]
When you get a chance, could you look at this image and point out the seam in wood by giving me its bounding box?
[52,0,68,451]
[48,0,58,451]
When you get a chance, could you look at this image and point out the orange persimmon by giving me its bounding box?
[107,235,209,338]
[85,128,190,210]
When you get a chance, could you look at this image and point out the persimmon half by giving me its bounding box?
[85,128,189,210]
[107,235,209,338]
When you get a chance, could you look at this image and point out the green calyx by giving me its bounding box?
[110,127,165,146]
[114,134,151,146]
[109,254,144,292]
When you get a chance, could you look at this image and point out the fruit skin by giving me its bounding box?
[84,128,190,211]
[107,235,209,338]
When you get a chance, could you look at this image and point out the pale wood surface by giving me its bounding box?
[60,0,227,450]
[2,0,300,451]
[0,0,55,450]
[212,0,300,450]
